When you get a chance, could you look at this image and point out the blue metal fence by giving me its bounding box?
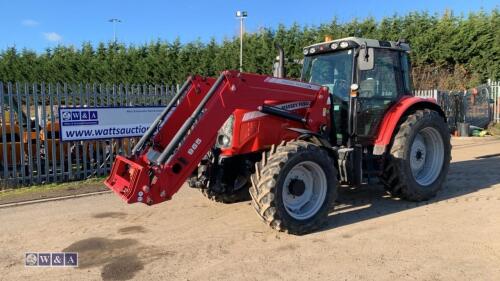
[0,82,177,188]
[415,81,499,130]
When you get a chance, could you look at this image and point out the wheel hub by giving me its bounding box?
[415,150,423,160]
[410,134,426,172]
[410,127,445,186]
[288,179,306,196]
[282,161,328,220]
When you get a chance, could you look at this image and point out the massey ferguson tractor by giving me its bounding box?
[105,37,451,234]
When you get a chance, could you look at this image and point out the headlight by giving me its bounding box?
[339,41,349,48]
[216,115,234,148]
[309,47,316,54]
[303,48,309,55]
[330,43,338,50]
[217,135,231,147]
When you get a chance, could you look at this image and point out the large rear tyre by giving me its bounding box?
[380,109,451,201]
[250,140,337,235]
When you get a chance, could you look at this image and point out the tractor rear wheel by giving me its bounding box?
[380,109,451,201]
[250,140,337,235]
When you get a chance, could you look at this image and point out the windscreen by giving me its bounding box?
[301,50,353,101]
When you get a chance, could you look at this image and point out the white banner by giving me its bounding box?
[59,107,164,141]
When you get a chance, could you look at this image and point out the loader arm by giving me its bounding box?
[105,70,329,205]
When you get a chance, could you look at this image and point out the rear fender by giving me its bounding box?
[373,96,445,155]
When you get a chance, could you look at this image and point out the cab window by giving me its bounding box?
[358,49,403,99]
[302,50,353,101]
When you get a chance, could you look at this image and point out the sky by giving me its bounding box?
[0,0,498,52]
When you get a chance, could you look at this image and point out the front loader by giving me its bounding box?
[105,37,451,234]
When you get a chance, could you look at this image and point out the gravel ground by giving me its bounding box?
[0,137,499,281]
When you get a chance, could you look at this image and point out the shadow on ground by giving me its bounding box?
[321,156,500,232]
[62,232,174,280]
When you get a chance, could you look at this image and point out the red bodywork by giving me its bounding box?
[221,101,312,156]
[105,71,330,205]
[373,95,444,154]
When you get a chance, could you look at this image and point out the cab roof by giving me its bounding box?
[303,37,411,55]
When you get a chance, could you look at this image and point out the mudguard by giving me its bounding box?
[373,96,445,155]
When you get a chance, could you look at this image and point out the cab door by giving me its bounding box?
[355,48,407,142]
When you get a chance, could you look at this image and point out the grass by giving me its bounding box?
[0,176,106,199]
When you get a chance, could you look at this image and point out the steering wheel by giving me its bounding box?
[332,79,349,99]
[334,79,348,89]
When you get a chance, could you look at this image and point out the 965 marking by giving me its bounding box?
[188,138,202,155]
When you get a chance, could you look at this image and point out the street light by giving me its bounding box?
[235,11,247,72]
[108,18,122,43]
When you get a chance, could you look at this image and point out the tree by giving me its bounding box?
[0,9,498,89]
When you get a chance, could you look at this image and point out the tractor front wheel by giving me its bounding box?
[381,109,451,201]
[250,140,337,235]
[199,178,250,204]
[189,152,252,204]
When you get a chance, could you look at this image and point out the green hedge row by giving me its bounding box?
[0,9,498,90]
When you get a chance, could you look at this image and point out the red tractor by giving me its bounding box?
[105,37,451,234]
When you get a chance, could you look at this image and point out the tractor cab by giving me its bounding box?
[300,37,412,145]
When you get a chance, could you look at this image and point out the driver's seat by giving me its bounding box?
[359,78,377,98]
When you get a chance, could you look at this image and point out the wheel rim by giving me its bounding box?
[282,161,327,220]
[410,127,444,186]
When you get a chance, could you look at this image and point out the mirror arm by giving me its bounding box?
[274,43,286,78]
[363,42,369,61]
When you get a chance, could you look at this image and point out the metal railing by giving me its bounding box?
[414,80,499,129]
[413,89,438,100]
[0,82,177,188]
[489,79,500,123]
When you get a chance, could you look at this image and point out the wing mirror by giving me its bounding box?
[358,45,374,71]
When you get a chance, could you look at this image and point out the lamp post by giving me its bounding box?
[235,11,247,72]
[108,18,122,43]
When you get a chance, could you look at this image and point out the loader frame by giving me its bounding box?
[105,71,330,205]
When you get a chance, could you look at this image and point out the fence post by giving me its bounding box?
[16,82,26,185]
[49,83,57,182]
[7,83,18,183]
[56,83,65,181]
[494,80,499,123]
[0,82,9,180]
[25,83,34,184]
